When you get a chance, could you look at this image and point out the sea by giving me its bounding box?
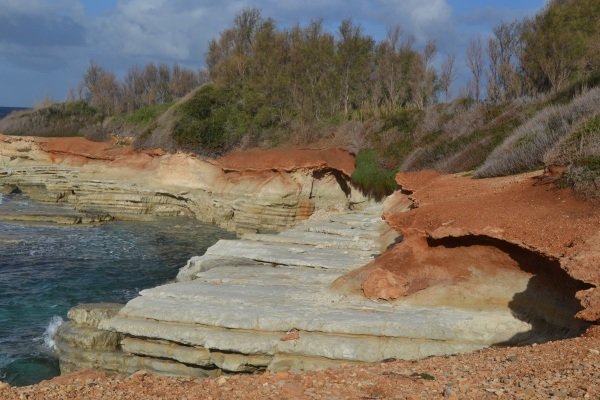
[0,107,28,120]
[0,193,234,386]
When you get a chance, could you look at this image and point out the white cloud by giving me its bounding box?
[0,0,84,17]
[88,0,455,65]
[3,0,545,106]
[90,0,234,62]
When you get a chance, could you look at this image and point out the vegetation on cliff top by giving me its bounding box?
[2,0,600,198]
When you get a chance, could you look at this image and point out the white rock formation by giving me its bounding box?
[57,205,536,377]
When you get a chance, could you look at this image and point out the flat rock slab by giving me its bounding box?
[117,294,530,343]
[92,205,536,373]
[302,221,382,239]
[205,239,373,270]
[242,231,380,251]
[68,303,124,328]
[101,317,489,362]
[193,264,343,287]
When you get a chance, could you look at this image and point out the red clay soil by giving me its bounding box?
[2,332,599,399]
[340,170,600,322]
[33,137,163,169]
[216,148,355,176]
[336,233,531,301]
[4,135,355,176]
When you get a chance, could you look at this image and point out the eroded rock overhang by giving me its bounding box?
[339,170,599,342]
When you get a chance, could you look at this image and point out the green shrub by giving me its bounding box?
[563,113,600,150]
[172,85,244,155]
[549,113,600,197]
[383,108,423,132]
[351,149,397,200]
[562,156,600,198]
[117,103,173,126]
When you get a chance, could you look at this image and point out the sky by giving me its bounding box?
[0,0,546,107]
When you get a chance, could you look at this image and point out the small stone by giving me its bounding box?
[216,376,227,386]
[280,330,300,341]
[588,349,599,355]
[281,382,305,398]
[443,384,456,400]
[274,372,290,381]
[130,370,149,379]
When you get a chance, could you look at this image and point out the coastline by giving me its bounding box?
[1,134,598,398]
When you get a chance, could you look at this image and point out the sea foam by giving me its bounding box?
[42,316,64,351]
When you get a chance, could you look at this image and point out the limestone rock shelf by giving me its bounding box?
[0,135,368,233]
[56,205,538,378]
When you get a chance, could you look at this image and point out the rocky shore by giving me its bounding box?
[2,329,599,399]
[0,135,368,233]
[2,133,599,398]
[53,192,594,378]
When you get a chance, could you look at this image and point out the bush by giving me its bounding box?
[383,108,423,132]
[562,156,600,198]
[475,88,600,178]
[547,113,600,197]
[116,103,173,126]
[171,85,245,155]
[0,101,103,137]
[400,100,526,173]
[351,149,397,200]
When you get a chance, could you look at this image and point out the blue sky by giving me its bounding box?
[0,0,545,107]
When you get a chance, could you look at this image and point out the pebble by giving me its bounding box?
[216,377,227,386]
[0,335,598,399]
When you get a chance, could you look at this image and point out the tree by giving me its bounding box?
[520,0,600,92]
[170,64,201,98]
[487,21,523,102]
[412,40,438,109]
[337,19,374,117]
[440,54,456,101]
[373,26,404,111]
[466,37,484,101]
[81,61,121,114]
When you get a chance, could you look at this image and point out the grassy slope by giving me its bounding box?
[5,82,600,199]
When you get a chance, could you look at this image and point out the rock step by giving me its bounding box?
[56,338,219,378]
[121,337,270,373]
[194,265,343,287]
[101,316,497,363]
[57,322,122,351]
[242,231,380,251]
[325,214,383,227]
[205,239,373,270]
[113,289,531,343]
[302,221,383,239]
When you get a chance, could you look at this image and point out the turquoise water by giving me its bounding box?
[0,194,234,386]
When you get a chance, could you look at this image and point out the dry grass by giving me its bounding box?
[546,113,600,197]
[400,100,520,173]
[0,101,102,137]
[475,88,600,178]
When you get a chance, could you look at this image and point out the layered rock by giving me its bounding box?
[0,135,368,233]
[337,170,600,328]
[56,204,563,378]
[56,304,219,378]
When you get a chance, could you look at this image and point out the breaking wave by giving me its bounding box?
[42,316,64,351]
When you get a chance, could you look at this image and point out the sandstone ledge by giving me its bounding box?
[0,135,368,233]
[54,202,578,379]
